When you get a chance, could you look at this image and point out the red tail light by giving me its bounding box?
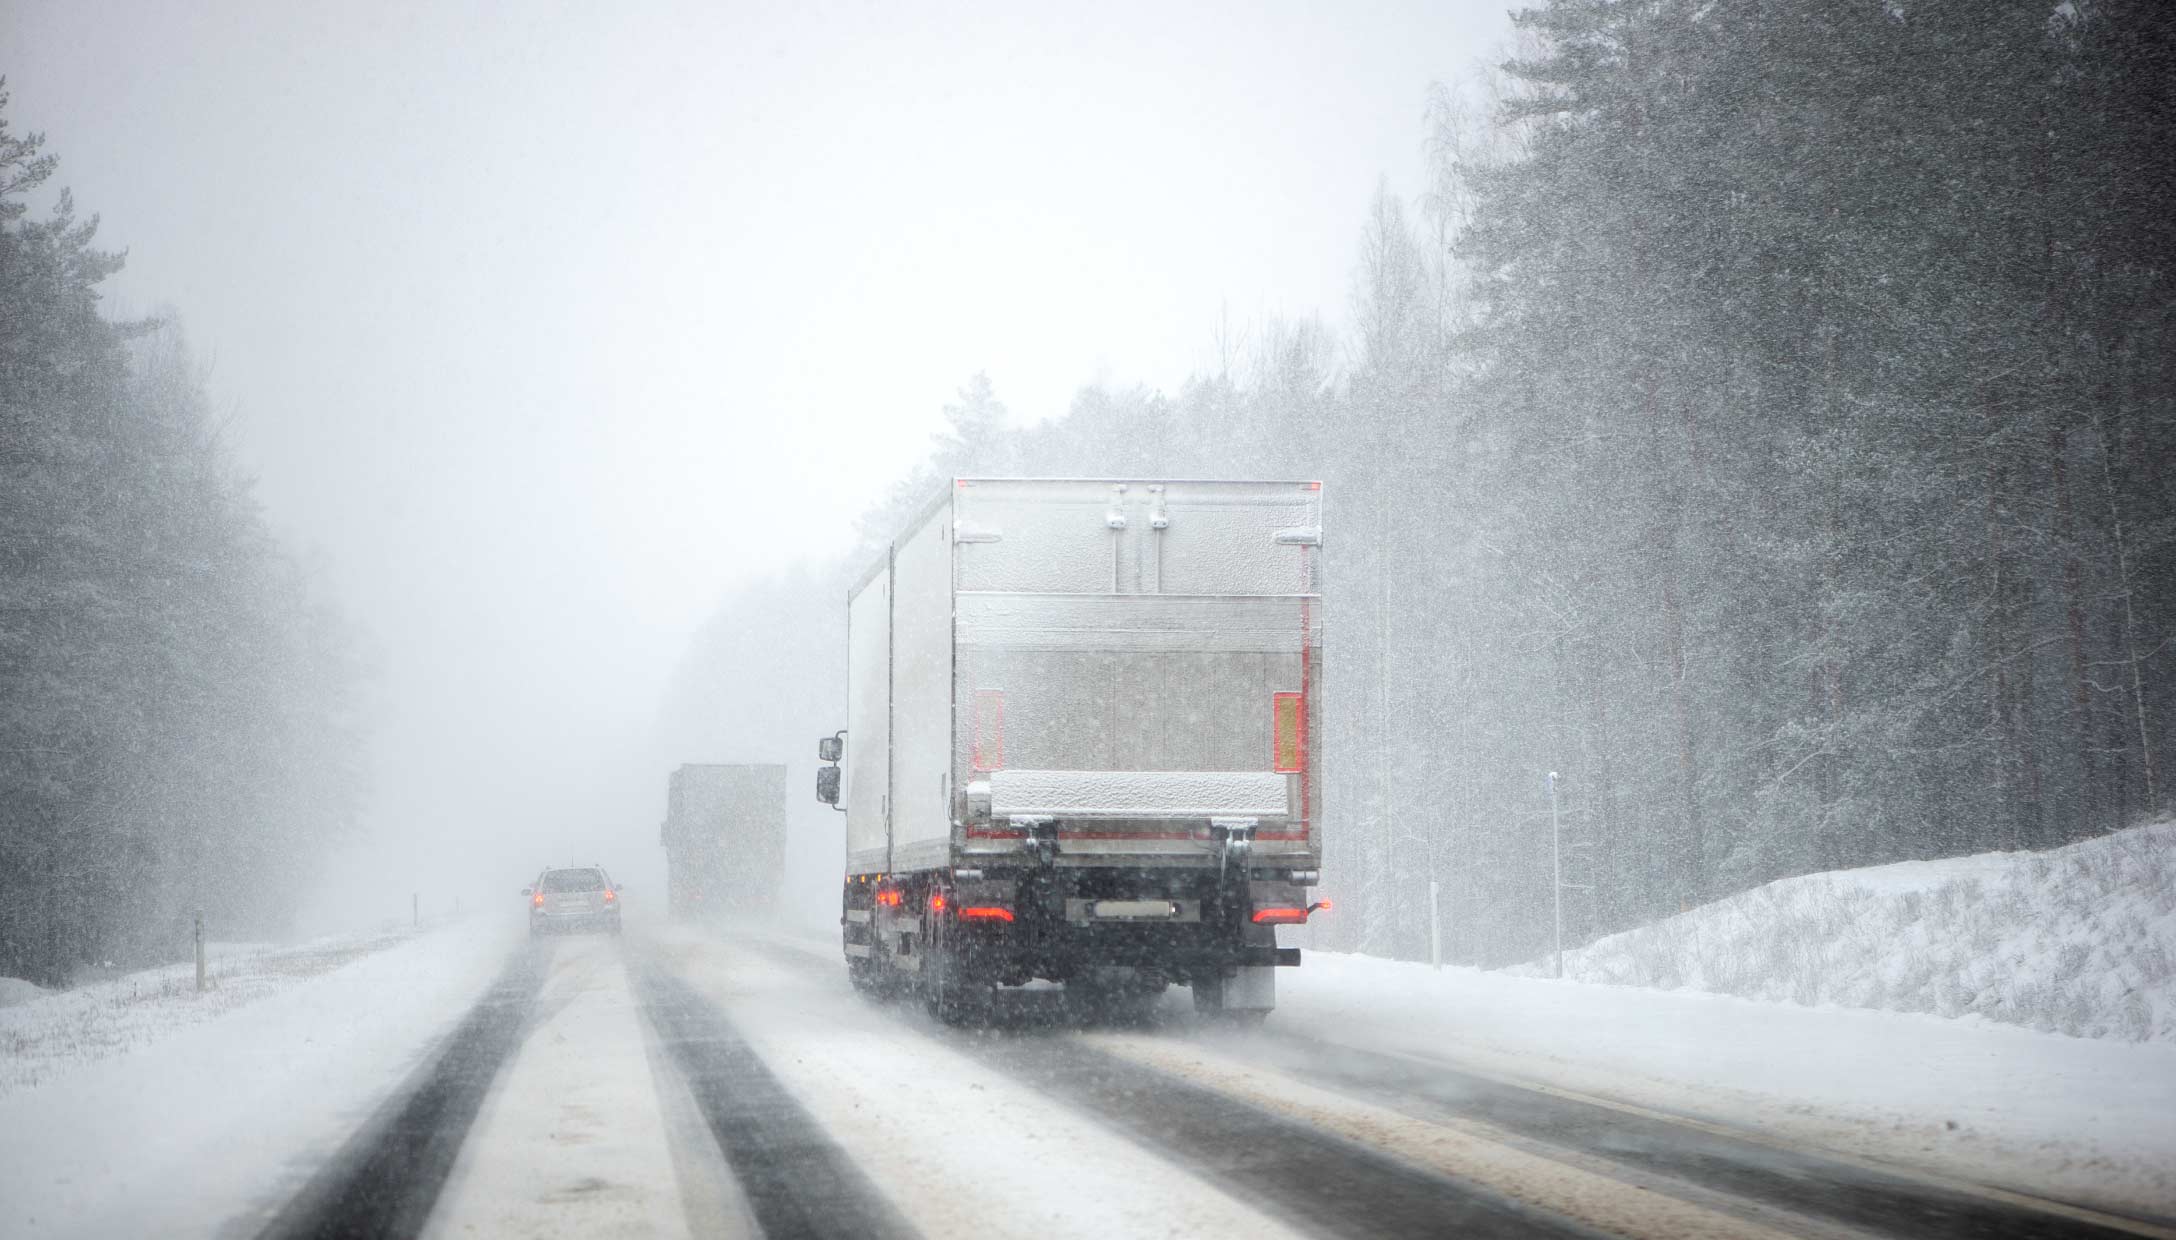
[1252,898,1332,925]
[929,892,948,913]
[958,906,1013,922]
[603,888,616,903]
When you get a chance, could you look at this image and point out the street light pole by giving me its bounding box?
[1548,771,1563,980]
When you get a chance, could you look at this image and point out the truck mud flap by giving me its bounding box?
[1244,947,1302,967]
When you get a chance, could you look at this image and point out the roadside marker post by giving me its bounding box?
[1428,878,1442,970]
[1548,772,1563,980]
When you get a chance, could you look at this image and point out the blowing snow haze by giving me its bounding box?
[2,1,1508,927]
[4,3,2176,1237]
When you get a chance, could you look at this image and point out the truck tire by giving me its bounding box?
[922,940,992,1026]
[847,955,881,995]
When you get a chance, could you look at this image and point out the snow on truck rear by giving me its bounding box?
[815,478,1327,1023]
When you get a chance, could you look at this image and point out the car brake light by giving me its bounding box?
[603,888,616,902]
[958,906,1013,922]
[929,892,948,913]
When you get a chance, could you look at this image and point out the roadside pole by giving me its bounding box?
[1428,878,1442,970]
[194,909,206,992]
[1548,771,1563,980]
[412,892,419,928]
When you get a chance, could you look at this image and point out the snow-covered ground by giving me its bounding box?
[1508,821,2176,1042]
[5,879,2173,1235]
[660,928,1313,1240]
[1278,947,2176,1218]
[0,915,519,1239]
[425,935,700,1239]
[0,928,419,1095]
[0,977,49,1008]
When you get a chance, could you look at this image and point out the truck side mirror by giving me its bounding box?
[816,765,841,805]
[817,735,843,763]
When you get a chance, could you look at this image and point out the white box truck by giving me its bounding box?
[815,478,1326,1022]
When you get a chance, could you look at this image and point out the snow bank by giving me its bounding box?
[0,977,51,1009]
[1511,822,2176,1042]
[0,929,419,1094]
[0,915,519,1239]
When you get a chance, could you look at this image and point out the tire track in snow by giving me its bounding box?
[631,954,918,1240]
[1234,1031,2175,1240]
[255,942,548,1240]
[748,936,2172,1239]
[961,1029,1609,1240]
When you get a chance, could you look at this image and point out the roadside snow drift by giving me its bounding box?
[0,930,418,1095]
[0,917,519,1239]
[1513,821,2176,1041]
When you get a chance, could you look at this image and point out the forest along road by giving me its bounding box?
[253,930,2176,1240]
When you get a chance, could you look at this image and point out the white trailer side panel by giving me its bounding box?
[844,566,891,874]
[889,501,956,872]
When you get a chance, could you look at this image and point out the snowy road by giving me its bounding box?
[212,928,2175,1240]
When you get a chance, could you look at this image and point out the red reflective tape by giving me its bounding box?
[1251,907,1310,925]
[965,827,1307,842]
[1064,830,1194,841]
[1297,593,1312,835]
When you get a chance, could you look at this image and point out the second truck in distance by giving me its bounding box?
[816,477,1327,1022]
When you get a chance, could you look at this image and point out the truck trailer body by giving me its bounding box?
[662,763,786,921]
[817,478,1325,1021]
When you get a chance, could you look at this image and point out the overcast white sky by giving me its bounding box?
[5,0,1511,924]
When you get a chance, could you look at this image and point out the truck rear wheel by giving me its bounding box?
[847,955,881,995]
[922,940,992,1026]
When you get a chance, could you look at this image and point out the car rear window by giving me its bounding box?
[541,869,605,893]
